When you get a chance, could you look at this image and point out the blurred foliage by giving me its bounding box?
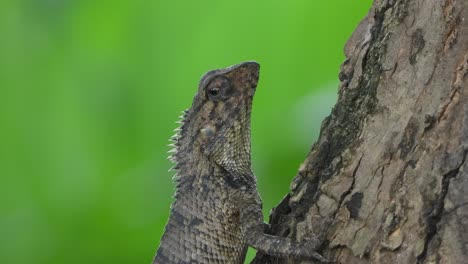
[0,1,371,263]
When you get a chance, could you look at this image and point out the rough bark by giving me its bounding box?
[252,0,468,263]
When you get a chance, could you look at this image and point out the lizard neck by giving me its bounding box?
[170,105,254,185]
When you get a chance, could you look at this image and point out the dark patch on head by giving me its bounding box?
[207,100,219,121]
[398,117,419,159]
[346,192,364,219]
[409,28,425,65]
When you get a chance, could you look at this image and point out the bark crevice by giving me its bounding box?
[417,150,467,263]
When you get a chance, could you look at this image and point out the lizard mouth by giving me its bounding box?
[236,61,260,96]
[240,61,259,86]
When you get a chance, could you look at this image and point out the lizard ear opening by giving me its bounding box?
[200,125,216,139]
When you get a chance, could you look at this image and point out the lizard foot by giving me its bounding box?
[301,238,330,263]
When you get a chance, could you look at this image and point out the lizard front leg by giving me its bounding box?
[240,202,329,262]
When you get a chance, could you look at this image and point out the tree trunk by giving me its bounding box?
[252,0,468,263]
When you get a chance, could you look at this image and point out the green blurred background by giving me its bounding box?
[0,1,371,263]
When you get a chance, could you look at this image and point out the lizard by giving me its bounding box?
[153,61,327,264]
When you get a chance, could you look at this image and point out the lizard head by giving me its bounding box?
[171,61,260,177]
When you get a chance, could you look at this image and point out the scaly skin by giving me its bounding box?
[153,62,327,264]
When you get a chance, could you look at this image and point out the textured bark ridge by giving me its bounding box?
[252,0,468,263]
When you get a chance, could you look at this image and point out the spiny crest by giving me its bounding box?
[168,109,189,181]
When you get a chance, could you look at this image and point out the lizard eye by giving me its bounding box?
[208,87,220,98]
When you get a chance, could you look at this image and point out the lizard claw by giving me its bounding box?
[310,252,330,263]
[302,238,330,263]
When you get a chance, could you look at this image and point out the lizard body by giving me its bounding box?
[153,62,326,264]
